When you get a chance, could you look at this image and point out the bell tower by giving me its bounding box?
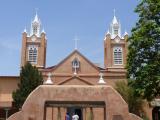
[104,12,128,70]
[21,13,47,68]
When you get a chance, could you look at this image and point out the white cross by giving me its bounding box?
[35,8,39,15]
[113,9,116,16]
[74,36,79,50]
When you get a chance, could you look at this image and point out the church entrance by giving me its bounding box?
[152,107,160,120]
[44,101,105,120]
[67,107,82,120]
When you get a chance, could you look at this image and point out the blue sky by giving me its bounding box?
[0,0,139,75]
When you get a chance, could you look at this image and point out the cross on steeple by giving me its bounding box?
[114,9,116,16]
[35,8,39,15]
[74,36,79,50]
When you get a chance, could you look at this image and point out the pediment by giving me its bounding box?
[58,76,93,85]
[49,50,100,74]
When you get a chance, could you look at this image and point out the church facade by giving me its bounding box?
[0,13,152,120]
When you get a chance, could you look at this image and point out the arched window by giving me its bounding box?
[28,46,38,64]
[72,58,80,69]
[72,58,80,74]
[113,47,123,65]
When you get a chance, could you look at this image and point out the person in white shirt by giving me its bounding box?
[72,113,79,120]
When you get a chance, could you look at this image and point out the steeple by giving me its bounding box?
[21,11,47,68]
[110,9,121,38]
[104,10,128,69]
[30,12,41,37]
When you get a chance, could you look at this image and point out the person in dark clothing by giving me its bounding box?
[65,112,70,120]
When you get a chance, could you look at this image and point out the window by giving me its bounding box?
[33,26,38,34]
[113,47,123,65]
[114,29,118,35]
[28,46,38,64]
[72,58,80,74]
[72,58,80,68]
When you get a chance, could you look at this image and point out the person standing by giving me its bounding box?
[65,113,70,120]
[72,113,79,120]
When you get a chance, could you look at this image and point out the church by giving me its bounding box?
[0,13,155,120]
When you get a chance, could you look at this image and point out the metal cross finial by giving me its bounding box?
[74,36,79,50]
[113,9,116,16]
[35,8,39,15]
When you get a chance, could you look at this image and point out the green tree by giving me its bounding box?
[127,0,160,101]
[115,81,144,117]
[12,62,43,109]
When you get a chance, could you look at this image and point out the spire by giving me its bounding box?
[33,8,39,22]
[110,9,121,38]
[30,10,41,37]
[33,13,39,22]
[42,28,45,33]
[112,16,118,24]
[112,9,118,24]
[106,29,110,35]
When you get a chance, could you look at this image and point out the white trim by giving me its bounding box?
[27,45,38,64]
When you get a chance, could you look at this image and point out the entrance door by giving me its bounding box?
[152,107,160,120]
[67,107,82,120]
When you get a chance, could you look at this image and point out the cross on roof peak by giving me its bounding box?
[74,36,79,50]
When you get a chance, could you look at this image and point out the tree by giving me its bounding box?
[115,81,144,117]
[12,62,43,109]
[127,0,160,101]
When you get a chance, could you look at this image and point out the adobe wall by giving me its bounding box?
[7,85,142,120]
[0,76,19,107]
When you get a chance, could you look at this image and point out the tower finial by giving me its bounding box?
[33,8,39,22]
[124,29,128,36]
[24,26,27,33]
[112,9,118,24]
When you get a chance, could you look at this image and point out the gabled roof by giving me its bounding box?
[46,50,100,72]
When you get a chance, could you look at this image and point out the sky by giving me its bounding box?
[0,0,139,76]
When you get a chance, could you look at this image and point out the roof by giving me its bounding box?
[43,50,102,72]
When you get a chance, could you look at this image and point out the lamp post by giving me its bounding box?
[4,107,10,120]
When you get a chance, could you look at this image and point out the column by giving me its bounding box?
[86,107,94,120]
[46,107,52,120]
[83,108,86,120]
[57,107,61,120]
[90,107,94,120]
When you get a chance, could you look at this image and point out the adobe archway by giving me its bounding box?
[7,85,142,120]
